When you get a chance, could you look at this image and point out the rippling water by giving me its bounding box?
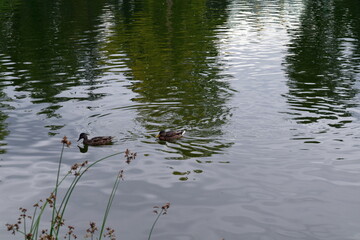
[1,0,360,239]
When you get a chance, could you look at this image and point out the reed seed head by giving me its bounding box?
[124,149,137,164]
[26,233,32,240]
[65,225,77,239]
[118,170,124,180]
[5,223,19,235]
[153,202,170,215]
[86,221,98,235]
[61,136,72,147]
[104,227,116,240]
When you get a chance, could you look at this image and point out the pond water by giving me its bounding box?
[1,0,360,239]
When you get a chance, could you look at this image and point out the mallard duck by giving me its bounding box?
[77,133,113,146]
[156,130,186,141]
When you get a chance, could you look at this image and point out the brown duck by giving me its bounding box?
[77,133,113,146]
[156,130,186,141]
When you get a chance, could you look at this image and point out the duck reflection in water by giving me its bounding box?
[77,144,88,153]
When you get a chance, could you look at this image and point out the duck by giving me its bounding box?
[156,130,186,141]
[77,133,113,146]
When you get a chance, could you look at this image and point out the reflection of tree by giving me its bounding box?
[103,0,235,162]
[0,0,108,122]
[0,92,10,154]
[0,0,235,161]
[284,0,360,128]
[0,0,17,153]
[108,0,233,144]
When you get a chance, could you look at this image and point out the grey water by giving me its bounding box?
[1,0,360,239]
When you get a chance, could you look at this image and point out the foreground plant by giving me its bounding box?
[6,138,170,240]
[6,137,131,240]
[148,202,171,240]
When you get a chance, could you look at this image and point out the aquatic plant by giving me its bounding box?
[6,137,119,239]
[5,137,170,240]
[148,202,170,240]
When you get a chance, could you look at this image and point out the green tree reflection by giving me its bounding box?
[0,0,235,160]
[107,0,234,159]
[0,94,10,154]
[284,0,360,128]
[0,0,108,118]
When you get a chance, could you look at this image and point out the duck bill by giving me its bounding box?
[155,134,160,138]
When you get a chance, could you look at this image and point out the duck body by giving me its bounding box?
[156,130,185,141]
[78,133,113,146]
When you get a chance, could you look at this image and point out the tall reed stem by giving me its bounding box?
[50,142,65,237]
[148,209,163,240]
[98,171,122,240]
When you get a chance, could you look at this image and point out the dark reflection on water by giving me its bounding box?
[0,98,9,154]
[105,0,235,157]
[0,0,113,137]
[283,0,360,129]
[0,0,235,158]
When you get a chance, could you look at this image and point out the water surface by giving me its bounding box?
[1,0,360,239]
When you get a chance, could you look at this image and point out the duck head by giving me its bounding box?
[156,130,165,138]
[78,133,89,141]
